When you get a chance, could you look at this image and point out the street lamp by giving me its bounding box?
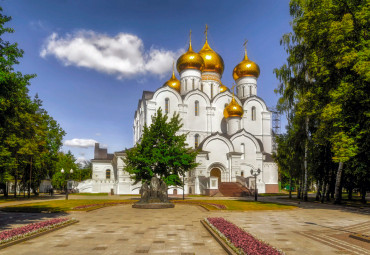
[250,168,261,201]
[61,168,73,200]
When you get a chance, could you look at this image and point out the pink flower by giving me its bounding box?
[207,217,282,255]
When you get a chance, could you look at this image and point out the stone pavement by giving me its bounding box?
[0,204,226,255]
[0,198,369,255]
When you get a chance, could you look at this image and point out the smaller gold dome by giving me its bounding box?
[176,40,204,73]
[219,83,229,93]
[199,40,224,76]
[164,65,181,92]
[233,50,260,80]
[223,97,244,119]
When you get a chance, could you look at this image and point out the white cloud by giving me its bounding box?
[64,138,97,148]
[40,30,182,79]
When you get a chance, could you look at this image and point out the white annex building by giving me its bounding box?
[78,31,279,196]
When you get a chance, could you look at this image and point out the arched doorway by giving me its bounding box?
[210,168,222,186]
[173,189,177,195]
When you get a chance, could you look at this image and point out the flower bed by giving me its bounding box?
[72,201,133,210]
[206,217,282,255]
[174,200,227,210]
[0,218,75,245]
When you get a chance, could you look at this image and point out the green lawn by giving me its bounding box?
[175,199,296,211]
[0,199,135,213]
[70,193,109,196]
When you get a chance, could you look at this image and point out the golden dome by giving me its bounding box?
[164,64,181,92]
[176,38,204,73]
[233,49,260,80]
[219,83,229,93]
[223,97,244,119]
[199,40,224,76]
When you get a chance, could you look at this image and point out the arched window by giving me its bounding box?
[211,83,213,98]
[251,106,256,121]
[165,98,169,114]
[194,134,199,148]
[241,143,245,160]
[106,170,111,179]
[195,101,199,116]
[241,171,244,177]
[249,86,252,96]
[243,86,245,97]
[201,83,203,92]
[185,79,188,91]
[192,79,195,90]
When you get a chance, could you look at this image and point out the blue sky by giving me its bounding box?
[2,0,291,163]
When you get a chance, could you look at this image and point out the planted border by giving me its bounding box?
[0,218,77,246]
[205,217,283,255]
[173,200,227,210]
[72,201,134,210]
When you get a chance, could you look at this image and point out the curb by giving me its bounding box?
[0,220,79,250]
[200,220,237,255]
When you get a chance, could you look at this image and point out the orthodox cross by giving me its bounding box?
[231,84,237,97]
[189,29,192,43]
[243,39,248,57]
[204,24,208,40]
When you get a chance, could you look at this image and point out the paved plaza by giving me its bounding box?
[0,198,369,255]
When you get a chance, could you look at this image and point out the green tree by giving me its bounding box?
[52,151,78,190]
[124,108,198,186]
[275,0,369,204]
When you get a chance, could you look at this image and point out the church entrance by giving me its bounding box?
[210,168,222,186]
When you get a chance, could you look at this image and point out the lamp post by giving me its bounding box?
[250,168,261,201]
[61,168,73,200]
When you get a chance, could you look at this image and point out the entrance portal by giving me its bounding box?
[210,168,221,186]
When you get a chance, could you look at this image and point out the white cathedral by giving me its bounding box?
[78,30,279,196]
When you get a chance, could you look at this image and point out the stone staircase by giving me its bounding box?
[217,182,252,197]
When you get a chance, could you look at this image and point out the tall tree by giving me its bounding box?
[124,108,198,186]
[275,0,369,204]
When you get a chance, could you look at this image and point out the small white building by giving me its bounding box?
[78,32,279,195]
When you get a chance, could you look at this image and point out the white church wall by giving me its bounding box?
[243,98,266,136]
[184,91,209,133]
[211,92,233,133]
[231,135,258,166]
[92,162,114,181]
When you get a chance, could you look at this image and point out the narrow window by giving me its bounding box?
[249,86,252,96]
[194,134,199,148]
[165,98,169,114]
[243,86,245,97]
[241,171,244,177]
[106,170,111,179]
[251,106,256,121]
[241,143,245,160]
[195,101,199,116]
[211,83,213,98]
[201,83,203,92]
[185,79,188,91]
[192,79,195,90]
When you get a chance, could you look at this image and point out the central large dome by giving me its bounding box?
[198,40,224,76]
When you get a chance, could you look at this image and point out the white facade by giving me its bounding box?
[79,40,279,195]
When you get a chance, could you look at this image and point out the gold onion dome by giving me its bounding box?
[176,38,204,73]
[220,83,229,93]
[165,64,181,92]
[223,97,244,119]
[233,48,260,80]
[198,39,224,76]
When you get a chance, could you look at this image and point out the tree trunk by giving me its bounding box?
[28,157,32,199]
[361,186,366,204]
[297,180,301,199]
[334,162,344,204]
[348,187,353,200]
[326,182,331,201]
[321,180,326,203]
[14,169,18,198]
[315,180,321,201]
[303,117,309,201]
[289,177,292,199]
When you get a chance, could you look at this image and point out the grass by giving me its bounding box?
[175,199,296,211]
[69,193,109,196]
[259,193,289,197]
[0,199,135,213]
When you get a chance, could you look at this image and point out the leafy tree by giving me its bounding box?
[275,0,369,204]
[124,108,198,186]
[52,151,78,190]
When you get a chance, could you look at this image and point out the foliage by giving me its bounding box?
[0,7,65,197]
[124,108,198,186]
[274,0,369,204]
